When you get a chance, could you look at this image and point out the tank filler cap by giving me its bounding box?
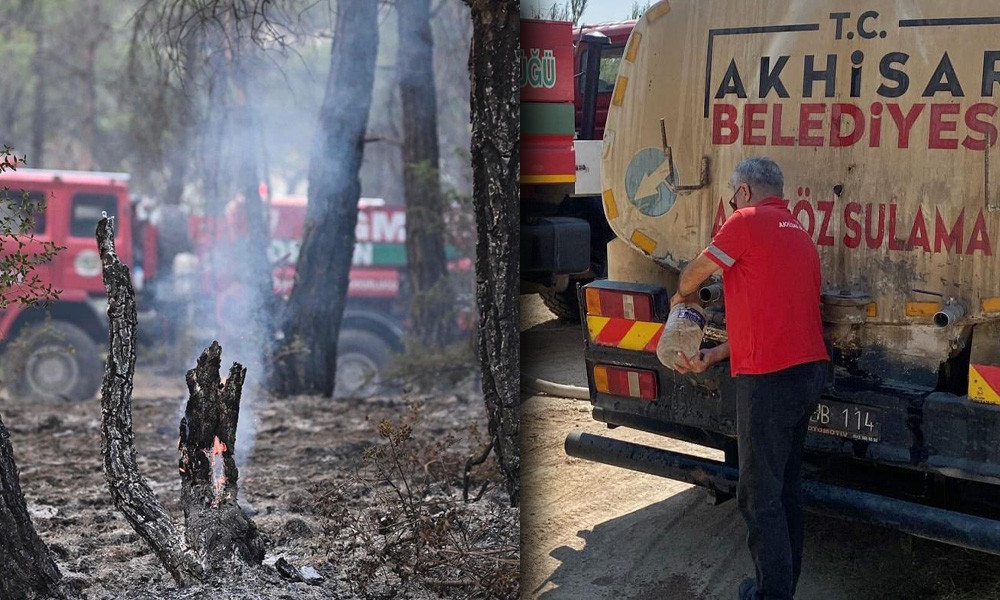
[820,290,872,306]
[820,290,874,325]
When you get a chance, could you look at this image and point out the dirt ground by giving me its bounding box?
[520,294,1000,600]
[1,354,517,600]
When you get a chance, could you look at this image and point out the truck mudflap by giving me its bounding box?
[565,431,1000,556]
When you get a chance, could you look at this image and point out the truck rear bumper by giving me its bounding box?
[586,341,1000,486]
[566,431,1000,555]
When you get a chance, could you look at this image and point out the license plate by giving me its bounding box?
[809,400,881,442]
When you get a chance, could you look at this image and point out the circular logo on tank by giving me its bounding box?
[625,147,678,217]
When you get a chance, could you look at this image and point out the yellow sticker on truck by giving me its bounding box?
[969,363,1000,405]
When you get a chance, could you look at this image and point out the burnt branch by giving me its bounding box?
[179,342,265,568]
[97,215,202,585]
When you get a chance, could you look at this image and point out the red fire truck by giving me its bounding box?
[194,195,467,396]
[0,168,133,401]
[0,168,464,401]
[521,18,636,320]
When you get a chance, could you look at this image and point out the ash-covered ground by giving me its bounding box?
[2,364,518,600]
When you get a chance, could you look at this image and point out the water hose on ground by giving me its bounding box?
[521,375,591,400]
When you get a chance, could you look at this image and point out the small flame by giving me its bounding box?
[203,436,228,507]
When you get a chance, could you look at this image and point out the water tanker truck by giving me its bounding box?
[565,0,1000,554]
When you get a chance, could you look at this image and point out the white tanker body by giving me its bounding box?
[565,0,1000,555]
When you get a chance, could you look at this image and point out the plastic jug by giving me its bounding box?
[657,303,707,371]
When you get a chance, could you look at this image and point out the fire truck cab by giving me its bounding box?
[0,168,135,401]
[520,19,636,320]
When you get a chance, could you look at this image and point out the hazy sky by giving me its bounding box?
[522,0,641,24]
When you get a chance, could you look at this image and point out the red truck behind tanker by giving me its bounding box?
[520,18,635,319]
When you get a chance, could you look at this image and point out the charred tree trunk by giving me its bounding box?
[179,342,265,567]
[464,0,520,505]
[99,216,265,581]
[98,216,203,585]
[398,0,453,348]
[272,0,378,397]
[0,414,62,600]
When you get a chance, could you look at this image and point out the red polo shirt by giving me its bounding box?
[703,197,829,376]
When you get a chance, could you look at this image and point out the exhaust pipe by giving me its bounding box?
[565,431,1000,555]
[699,283,722,303]
[934,301,966,328]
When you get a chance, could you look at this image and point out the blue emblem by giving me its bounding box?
[625,147,678,217]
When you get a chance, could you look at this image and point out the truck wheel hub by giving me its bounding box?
[26,345,78,395]
[336,353,379,398]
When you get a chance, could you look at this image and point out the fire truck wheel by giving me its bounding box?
[540,287,583,321]
[7,321,102,402]
[335,329,392,399]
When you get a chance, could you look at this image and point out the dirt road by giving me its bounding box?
[520,295,1000,600]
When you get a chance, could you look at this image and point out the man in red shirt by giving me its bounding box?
[668,157,829,600]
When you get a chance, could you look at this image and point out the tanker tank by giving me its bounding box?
[600,0,1000,385]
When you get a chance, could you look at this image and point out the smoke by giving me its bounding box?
[183,212,272,468]
[148,0,474,461]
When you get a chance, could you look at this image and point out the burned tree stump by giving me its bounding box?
[179,342,265,567]
[0,414,62,600]
[98,215,265,583]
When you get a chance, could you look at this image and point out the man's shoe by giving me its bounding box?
[738,578,757,600]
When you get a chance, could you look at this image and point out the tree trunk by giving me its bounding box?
[0,414,62,600]
[179,342,265,568]
[164,32,201,207]
[30,28,45,167]
[81,0,100,170]
[272,0,378,397]
[201,39,229,218]
[398,0,453,349]
[464,0,520,506]
[97,216,203,585]
[83,41,97,170]
[0,77,26,148]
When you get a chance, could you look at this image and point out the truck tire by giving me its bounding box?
[540,287,584,321]
[5,322,103,402]
[335,328,393,398]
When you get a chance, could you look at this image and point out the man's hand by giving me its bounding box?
[675,253,722,307]
[670,291,700,308]
[674,344,729,374]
